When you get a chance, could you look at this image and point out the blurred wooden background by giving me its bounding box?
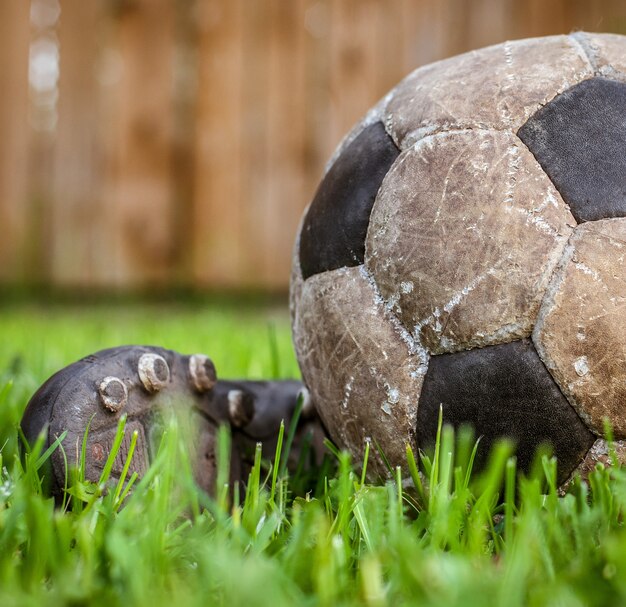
[1,0,625,292]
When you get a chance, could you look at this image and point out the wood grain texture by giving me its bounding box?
[0,0,30,282]
[3,0,626,290]
[192,0,246,287]
[101,0,176,287]
[50,0,102,286]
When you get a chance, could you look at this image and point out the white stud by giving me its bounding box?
[228,389,254,428]
[189,354,217,392]
[138,353,170,393]
[99,376,128,412]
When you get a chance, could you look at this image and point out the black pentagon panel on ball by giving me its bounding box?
[416,339,595,485]
[299,121,400,280]
[518,77,626,223]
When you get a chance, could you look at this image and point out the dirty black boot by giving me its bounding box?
[20,345,325,501]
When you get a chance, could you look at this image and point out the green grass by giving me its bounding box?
[2,301,626,606]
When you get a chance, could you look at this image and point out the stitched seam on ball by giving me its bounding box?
[358,264,426,455]
[532,233,576,359]
[578,219,626,249]
[399,78,596,151]
[358,265,429,370]
[513,132,579,227]
[569,32,600,74]
[507,133,579,351]
[530,231,596,431]
[500,41,515,130]
[381,91,402,150]
[570,33,626,82]
[399,123,509,150]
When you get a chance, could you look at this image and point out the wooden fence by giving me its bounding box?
[1,0,625,291]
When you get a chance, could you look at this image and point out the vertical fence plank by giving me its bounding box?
[169,0,198,287]
[259,0,308,288]
[464,0,512,49]
[375,0,409,95]
[0,1,31,283]
[402,0,448,68]
[511,0,568,39]
[301,0,333,193]
[101,0,176,287]
[328,0,382,147]
[238,0,271,285]
[51,0,102,286]
[192,0,245,288]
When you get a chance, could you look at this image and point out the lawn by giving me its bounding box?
[1,300,626,607]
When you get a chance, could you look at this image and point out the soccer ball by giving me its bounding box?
[290,33,626,485]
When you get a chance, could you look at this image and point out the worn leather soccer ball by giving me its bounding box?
[290,33,626,485]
